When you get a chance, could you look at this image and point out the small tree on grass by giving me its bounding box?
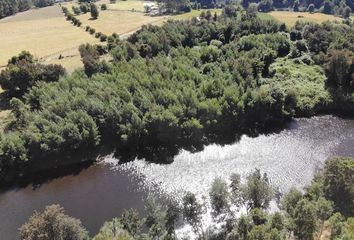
[89,28,96,34]
[101,4,107,11]
[79,3,90,14]
[100,34,107,42]
[72,6,81,15]
[95,32,102,38]
[90,3,99,19]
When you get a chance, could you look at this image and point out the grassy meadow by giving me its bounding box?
[75,9,166,36]
[0,5,98,71]
[263,11,352,26]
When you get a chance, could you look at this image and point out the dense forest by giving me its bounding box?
[0,0,54,19]
[19,156,354,239]
[239,0,354,15]
[157,0,353,17]
[0,6,354,184]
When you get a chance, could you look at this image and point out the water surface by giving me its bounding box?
[0,115,353,239]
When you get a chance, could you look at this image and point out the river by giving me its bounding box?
[0,115,353,239]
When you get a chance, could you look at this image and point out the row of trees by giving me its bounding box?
[19,157,354,239]
[241,0,353,16]
[62,3,99,21]
[0,0,53,19]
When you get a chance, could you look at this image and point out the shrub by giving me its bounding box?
[72,6,81,15]
[85,25,90,31]
[101,4,107,10]
[95,32,102,38]
[89,28,96,34]
[79,3,90,13]
[100,34,107,42]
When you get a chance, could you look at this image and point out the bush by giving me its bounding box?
[95,32,102,38]
[100,34,107,42]
[101,4,107,10]
[72,6,81,15]
[79,3,90,13]
[89,28,96,34]
[85,25,90,31]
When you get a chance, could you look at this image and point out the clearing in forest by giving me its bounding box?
[267,11,350,26]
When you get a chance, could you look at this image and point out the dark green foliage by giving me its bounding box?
[89,28,96,34]
[323,157,354,216]
[0,52,66,97]
[100,34,107,42]
[79,44,108,77]
[293,199,317,240]
[258,0,273,12]
[95,32,102,38]
[1,10,354,186]
[79,3,90,14]
[325,50,354,92]
[281,188,303,218]
[182,192,204,234]
[209,178,230,218]
[72,6,81,15]
[101,4,107,11]
[0,0,32,18]
[33,0,53,8]
[119,209,143,237]
[90,3,99,19]
[241,169,273,210]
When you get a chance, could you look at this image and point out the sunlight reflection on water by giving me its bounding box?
[105,115,351,200]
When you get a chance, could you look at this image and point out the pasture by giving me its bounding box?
[76,9,166,36]
[0,5,98,71]
[266,11,350,26]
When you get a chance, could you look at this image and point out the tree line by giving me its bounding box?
[156,0,353,18]
[19,156,354,240]
[0,0,54,19]
[242,0,353,15]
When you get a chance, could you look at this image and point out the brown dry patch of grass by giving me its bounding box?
[0,5,97,68]
[268,11,347,27]
[107,0,146,12]
[77,10,166,36]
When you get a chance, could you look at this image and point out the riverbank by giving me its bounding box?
[1,115,354,239]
